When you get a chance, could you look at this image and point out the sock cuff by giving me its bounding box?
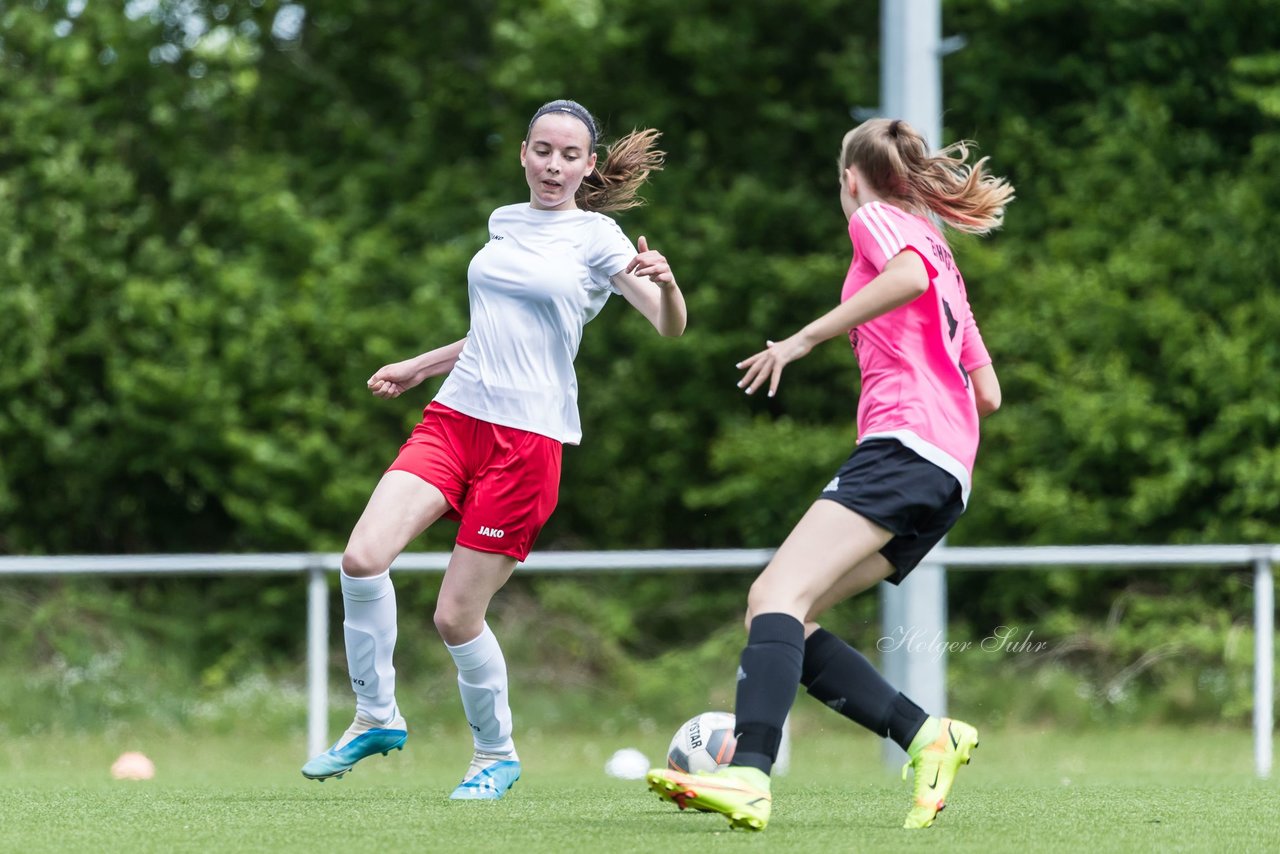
[800,627,844,686]
[445,622,499,671]
[340,569,394,602]
[747,612,805,649]
[897,698,933,750]
[733,723,783,773]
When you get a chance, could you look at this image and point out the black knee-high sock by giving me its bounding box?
[800,627,929,752]
[731,613,805,775]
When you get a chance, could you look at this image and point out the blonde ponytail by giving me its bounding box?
[840,118,1014,234]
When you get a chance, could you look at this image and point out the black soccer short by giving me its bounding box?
[817,438,965,584]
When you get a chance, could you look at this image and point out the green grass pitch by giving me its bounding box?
[1,718,1273,853]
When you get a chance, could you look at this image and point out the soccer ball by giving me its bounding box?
[666,711,736,773]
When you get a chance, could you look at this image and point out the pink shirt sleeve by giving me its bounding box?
[957,276,992,371]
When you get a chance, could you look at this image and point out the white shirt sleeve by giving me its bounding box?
[585,214,636,293]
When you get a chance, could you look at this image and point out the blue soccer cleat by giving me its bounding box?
[301,713,408,781]
[449,751,521,800]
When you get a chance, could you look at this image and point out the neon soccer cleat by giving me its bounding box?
[300,713,407,781]
[449,751,522,800]
[647,765,772,831]
[901,717,978,829]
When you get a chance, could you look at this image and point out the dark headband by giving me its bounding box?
[527,100,599,149]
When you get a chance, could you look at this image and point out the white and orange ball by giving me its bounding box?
[666,711,736,774]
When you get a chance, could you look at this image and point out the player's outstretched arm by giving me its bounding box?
[612,235,687,337]
[736,250,929,397]
[367,337,467,399]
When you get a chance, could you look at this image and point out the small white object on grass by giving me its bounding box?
[604,747,650,780]
[111,751,155,781]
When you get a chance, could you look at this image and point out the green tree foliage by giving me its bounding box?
[938,0,1280,637]
[1,0,1277,726]
[0,0,885,553]
[5,0,1276,549]
[948,0,1280,550]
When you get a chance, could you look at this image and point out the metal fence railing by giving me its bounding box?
[2,544,1275,778]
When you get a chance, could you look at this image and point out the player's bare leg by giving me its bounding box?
[302,472,451,781]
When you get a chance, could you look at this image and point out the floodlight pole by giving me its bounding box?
[879,0,950,770]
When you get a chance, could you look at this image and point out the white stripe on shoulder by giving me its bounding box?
[865,202,907,253]
[856,205,894,259]
[876,204,908,250]
[857,202,906,260]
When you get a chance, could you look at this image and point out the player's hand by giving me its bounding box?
[736,334,813,398]
[367,360,423,399]
[625,236,676,288]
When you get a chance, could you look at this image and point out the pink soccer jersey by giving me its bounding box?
[842,201,992,502]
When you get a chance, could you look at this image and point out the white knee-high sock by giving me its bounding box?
[446,623,516,756]
[341,570,399,724]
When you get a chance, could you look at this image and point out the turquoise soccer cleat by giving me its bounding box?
[301,713,408,781]
[449,751,522,800]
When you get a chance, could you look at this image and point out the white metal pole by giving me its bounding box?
[880,0,942,145]
[880,0,947,771]
[307,564,330,759]
[1254,557,1274,779]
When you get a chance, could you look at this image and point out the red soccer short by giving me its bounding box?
[387,402,562,562]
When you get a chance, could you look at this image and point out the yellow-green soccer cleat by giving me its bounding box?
[901,718,979,829]
[646,765,772,831]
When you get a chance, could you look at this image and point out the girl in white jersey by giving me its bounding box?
[649,118,1013,831]
[302,100,687,798]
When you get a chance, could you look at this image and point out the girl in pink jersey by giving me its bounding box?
[302,100,687,797]
[649,118,1012,831]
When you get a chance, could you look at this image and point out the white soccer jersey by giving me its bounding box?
[434,203,636,444]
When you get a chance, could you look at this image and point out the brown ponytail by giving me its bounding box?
[578,128,665,213]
